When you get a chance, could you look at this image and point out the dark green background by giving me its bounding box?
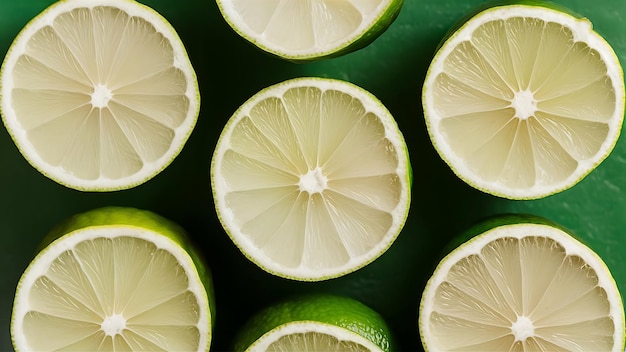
[1,0,625,350]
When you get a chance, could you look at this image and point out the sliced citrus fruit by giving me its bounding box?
[422,3,625,199]
[214,0,404,62]
[234,294,393,351]
[11,207,214,351]
[1,0,200,191]
[419,215,625,351]
[210,77,411,281]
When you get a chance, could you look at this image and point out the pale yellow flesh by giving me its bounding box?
[434,17,613,189]
[265,332,370,352]
[12,6,189,180]
[429,236,614,351]
[230,0,383,50]
[23,237,200,351]
[222,87,401,270]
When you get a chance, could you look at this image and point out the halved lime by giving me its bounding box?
[214,0,404,62]
[419,216,625,351]
[422,3,625,199]
[234,295,392,351]
[11,207,214,351]
[1,0,200,191]
[210,77,411,281]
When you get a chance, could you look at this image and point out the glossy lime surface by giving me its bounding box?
[1,0,625,350]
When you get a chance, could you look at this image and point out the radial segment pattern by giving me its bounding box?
[230,0,384,51]
[429,236,615,351]
[22,236,201,351]
[220,86,402,272]
[433,16,616,190]
[11,6,190,180]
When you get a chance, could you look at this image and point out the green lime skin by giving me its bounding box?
[233,294,394,352]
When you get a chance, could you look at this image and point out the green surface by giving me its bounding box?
[0,0,625,350]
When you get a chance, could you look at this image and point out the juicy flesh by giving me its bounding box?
[434,17,615,189]
[23,237,201,351]
[13,6,189,180]
[231,0,383,51]
[430,236,614,351]
[222,87,401,270]
[267,332,370,352]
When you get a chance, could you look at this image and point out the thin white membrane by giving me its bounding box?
[231,0,280,34]
[309,1,362,47]
[264,1,315,50]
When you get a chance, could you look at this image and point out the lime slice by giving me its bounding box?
[210,77,411,281]
[419,215,625,351]
[234,295,392,351]
[11,207,214,351]
[422,3,625,199]
[214,0,403,62]
[1,0,200,191]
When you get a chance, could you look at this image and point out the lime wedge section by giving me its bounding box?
[419,216,625,351]
[11,207,213,351]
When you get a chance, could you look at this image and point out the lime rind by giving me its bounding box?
[40,207,192,251]
[210,77,412,281]
[419,216,625,351]
[233,295,393,352]
[422,3,625,200]
[437,213,569,257]
[214,0,404,62]
[0,0,200,192]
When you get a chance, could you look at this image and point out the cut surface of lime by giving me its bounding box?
[211,77,411,281]
[11,207,213,351]
[234,295,392,352]
[215,0,403,62]
[1,0,200,191]
[422,4,625,199]
[419,218,625,351]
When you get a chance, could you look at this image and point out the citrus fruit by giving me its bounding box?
[419,215,625,351]
[1,0,200,191]
[11,207,214,351]
[422,3,625,199]
[214,0,404,62]
[233,294,393,351]
[210,77,411,281]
